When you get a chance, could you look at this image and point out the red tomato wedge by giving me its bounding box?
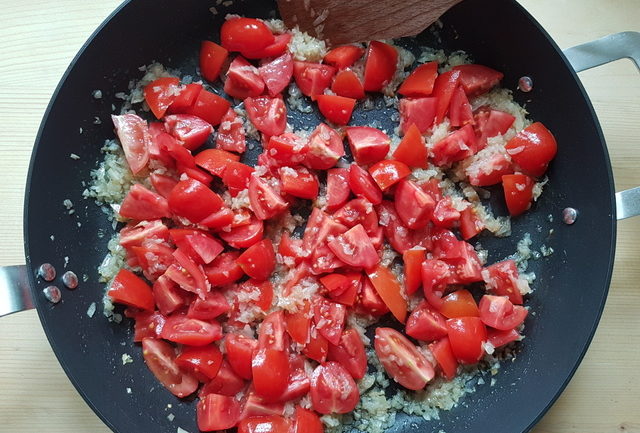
[439,289,480,318]
[451,64,504,97]
[161,316,222,346]
[245,96,287,136]
[393,123,428,168]
[111,114,151,174]
[368,159,411,191]
[285,302,311,345]
[119,184,171,220]
[363,41,398,92]
[186,88,231,126]
[310,362,360,414]
[200,360,246,397]
[346,126,391,165]
[168,83,203,115]
[312,296,347,345]
[200,40,228,82]
[176,344,223,381]
[164,114,213,151]
[226,333,258,380]
[144,77,180,119]
[220,17,275,55]
[279,166,319,199]
[505,122,557,177]
[248,175,288,220]
[204,251,245,286]
[331,69,366,99]
[429,337,458,380]
[446,317,487,364]
[238,416,290,433]
[328,224,379,269]
[142,338,199,398]
[482,259,528,305]
[502,174,535,216]
[324,45,365,69]
[433,69,461,124]
[326,168,350,211]
[293,61,336,99]
[168,178,224,223]
[348,163,383,205]
[236,239,276,281]
[258,52,294,96]
[108,269,155,311]
[216,108,246,153]
[479,295,528,331]
[252,348,290,402]
[399,97,437,134]
[374,327,435,390]
[398,61,438,96]
[327,328,367,380]
[394,179,436,229]
[487,328,521,348]
[197,393,241,431]
[188,291,230,320]
[316,94,356,125]
[243,33,292,59]
[292,407,324,433]
[405,304,448,342]
[225,56,265,99]
[304,123,345,170]
[449,85,474,127]
[366,265,408,323]
[403,248,424,295]
[219,217,264,248]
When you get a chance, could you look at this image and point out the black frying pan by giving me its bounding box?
[4,0,633,431]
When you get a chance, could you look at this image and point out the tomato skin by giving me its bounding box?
[398,62,438,96]
[176,344,223,381]
[204,251,245,286]
[285,302,311,345]
[374,328,435,390]
[431,123,476,166]
[188,291,230,320]
[433,69,461,124]
[405,304,448,342]
[313,296,347,345]
[168,83,203,115]
[258,52,294,96]
[393,123,427,168]
[303,327,330,363]
[368,159,411,191]
[219,217,264,249]
[119,184,171,220]
[473,108,515,150]
[225,56,265,99]
[119,219,169,249]
[245,96,287,136]
[376,200,431,254]
[403,248,424,295]
[366,265,408,323]
[394,179,435,230]
[195,148,240,178]
[446,317,488,364]
[144,77,180,119]
[428,337,458,380]
[168,178,224,223]
[439,289,479,318]
[316,94,356,125]
[478,295,528,331]
[363,41,398,92]
[108,269,155,311]
[243,33,292,59]
[169,228,223,265]
[111,114,151,174]
[346,126,391,166]
[150,172,178,199]
[161,316,223,346]
[451,64,503,97]
[279,166,319,200]
[327,328,367,380]
[449,85,474,127]
[465,150,513,187]
[216,108,246,153]
[226,333,258,380]
[200,360,246,397]
[292,407,324,433]
[324,45,365,69]
[459,207,484,240]
[399,97,437,134]
[252,348,290,402]
[330,272,361,306]
[235,279,274,312]
[502,174,535,216]
[248,175,288,220]
[326,168,350,211]
[487,328,521,348]
[304,123,345,170]
[142,338,199,398]
[236,239,276,281]
[200,40,228,82]
[293,61,336,99]
[328,224,379,269]
[152,275,185,315]
[310,362,360,414]
[197,393,241,431]
[258,311,289,351]
[331,69,366,99]
[348,164,383,205]
[421,258,450,309]
[238,415,291,433]
[505,122,557,177]
[186,88,231,126]
[220,17,275,55]
[222,161,253,196]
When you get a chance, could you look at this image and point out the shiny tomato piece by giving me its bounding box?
[186,88,231,126]
[376,201,431,254]
[155,130,195,168]
[428,337,458,380]
[285,302,311,345]
[226,333,258,380]
[346,126,390,165]
[313,296,347,345]
[502,174,535,216]
[161,316,222,346]
[119,219,169,248]
[326,168,350,211]
[245,95,287,136]
[358,277,390,316]
[316,94,356,125]
[111,114,150,174]
[505,122,557,177]
[328,224,379,269]
[304,123,345,170]
[433,69,461,124]
[292,407,323,433]
[248,176,288,220]
[258,311,289,351]
[200,40,228,82]
[243,33,292,59]
[204,251,245,286]
[216,108,246,153]
[252,348,290,402]
[220,17,275,55]
[197,393,241,431]
[278,232,307,267]
[200,360,246,397]
[348,164,383,205]
[363,41,397,92]
[449,85,473,127]
[465,149,514,187]
[320,273,350,295]
[473,107,515,150]
[374,327,435,390]
[259,52,294,96]
[176,344,223,381]
[403,248,424,295]
[394,179,435,229]
[446,241,484,284]
[329,272,361,306]
[225,56,265,99]
[152,275,185,315]
[236,239,276,281]
[267,133,309,166]
[459,207,484,240]
[451,64,503,97]
[168,178,223,223]
[479,295,528,331]
[150,172,178,199]
[222,161,253,196]
[142,338,198,398]
[431,123,476,166]
[332,198,379,234]
[219,217,264,248]
[446,317,487,364]
[303,327,329,363]
[168,83,203,114]
[324,45,365,69]
[241,392,286,419]
[195,147,241,177]
[393,123,428,168]
[421,258,450,309]
[238,415,290,433]
[398,61,438,96]
[181,166,214,185]
[367,265,408,323]
[144,77,180,119]
[169,228,223,264]
[431,197,460,228]
[309,244,346,275]
[302,208,347,252]
[487,328,521,348]
[188,291,230,320]
[119,184,171,220]
[399,97,437,134]
[331,69,366,99]
[235,279,274,312]
[108,269,154,311]
[130,311,165,342]
[130,240,175,282]
[406,304,448,342]
[293,61,336,99]
[439,289,479,318]
[310,362,360,414]
[368,159,411,191]
[327,328,367,379]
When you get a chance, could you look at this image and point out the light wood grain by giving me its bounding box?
[0,1,638,432]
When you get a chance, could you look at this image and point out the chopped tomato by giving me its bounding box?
[226,333,258,380]
[152,276,184,316]
[324,45,365,69]
[348,164,383,205]
[374,327,435,390]
[130,311,165,342]
[166,248,210,297]
[465,150,514,187]
[399,97,437,134]
[327,328,367,379]
[186,88,231,126]
[316,94,356,125]
[376,201,431,254]
[449,85,473,127]
[204,251,245,286]
[313,296,347,345]
[439,289,480,318]
[328,224,379,269]
[156,131,195,168]
[505,122,557,177]
[258,52,294,96]
[248,175,288,220]
[279,355,311,402]
[119,184,171,220]
[473,108,515,149]
[331,69,365,99]
[267,133,309,166]
[111,114,150,174]
[333,198,378,235]
[169,228,223,264]
[502,174,535,216]
[446,317,487,364]
[238,415,290,433]
[188,291,231,320]
[421,258,450,309]
[310,362,360,414]
[200,360,246,397]
[279,166,319,199]
[258,311,289,351]
[161,316,222,346]
[398,61,438,96]
[197,393,241,431]
[252,348,290,402]
[285,302,311,345]
[292,407,324,433]
[367,265,408,323]
[293,61,336,99]
[451,64,503,97]
[403,248,424,295]
[119,219,169,249]
[479,295,528,330]
[405,304,448,342]
[243,33,292,59]
[216,108,246,153]
[431,197,461,228]
[393,123,427,168]
[278,232,306,267]
[428,337,458,380]
[303,328,329,363]
[433,69,461,124]
[368,159,411,191]
[329,272,361,306]
[363,41,397,92]
[150,172,179,199]
[304,123,345,170]
[220,17,275,56]
[168,178,223,223]
[326,168,350,211]
[320,273,350,295]
[142,338,199,398]
[431,123,476,166]
[108,269,155,311]
[236,239,276,281]
[222,161,254,196]
[394,179,435,229]
[358,276,390,316]
[487,328,521,348]
[235,279,274,312]
[168,83,203,114]
[176,344,223,381]
[240,392,286,419]
[219,217,264,248]
[130,241,174,282]
[200,40,229,82]
[459,207,485,240]
[144,77,180,119]
[225,56,265,99]
[245,96,287,136]
[346,126,391,165]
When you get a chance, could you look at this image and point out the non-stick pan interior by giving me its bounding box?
[24,0,615,432]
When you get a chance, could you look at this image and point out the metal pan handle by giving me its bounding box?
[563,31,640,220]
[0,265,34,317]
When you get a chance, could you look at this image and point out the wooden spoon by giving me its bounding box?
[277,0,463,46]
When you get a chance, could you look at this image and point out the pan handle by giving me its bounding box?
[563,31,640,220]
[0,265,34,317]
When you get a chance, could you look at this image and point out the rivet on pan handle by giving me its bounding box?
[563,32,640,220]
[0,265,34,317]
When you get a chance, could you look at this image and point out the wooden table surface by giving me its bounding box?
[0,1,639,432]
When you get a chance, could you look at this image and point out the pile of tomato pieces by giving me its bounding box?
[104,15,558,433]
